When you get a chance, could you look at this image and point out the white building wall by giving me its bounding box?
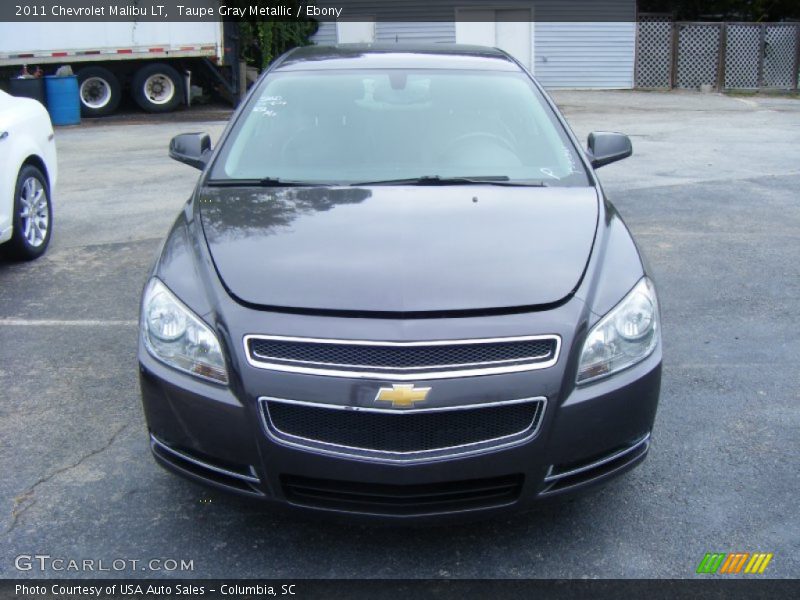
[533,22,636,88]
[375,22,456,44]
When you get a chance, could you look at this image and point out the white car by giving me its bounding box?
[0,89,57,260]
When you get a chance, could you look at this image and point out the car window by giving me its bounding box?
[211,69,590,186]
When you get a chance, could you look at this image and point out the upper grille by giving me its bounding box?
[263,397,545,461]
[245,335,560,380]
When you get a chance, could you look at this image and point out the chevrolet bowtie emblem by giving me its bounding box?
[374,384,431,408]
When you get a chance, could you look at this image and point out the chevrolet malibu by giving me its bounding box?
[139,45,661,520]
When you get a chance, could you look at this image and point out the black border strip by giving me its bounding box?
[4,0,641,23]
[3,579,798,600]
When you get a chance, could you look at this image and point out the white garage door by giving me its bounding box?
[336,21,376,44]
[455,8,533,70]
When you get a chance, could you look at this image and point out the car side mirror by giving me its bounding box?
[586,132,632,169]
[169,133,211,170]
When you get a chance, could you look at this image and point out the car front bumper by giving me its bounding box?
[139,341,661,522]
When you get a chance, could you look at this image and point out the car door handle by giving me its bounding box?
[0,131,8,141]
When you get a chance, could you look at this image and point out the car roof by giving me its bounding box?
[274,44,522,72]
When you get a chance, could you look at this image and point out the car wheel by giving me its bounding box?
[6,165,52,260]
[132,63,183,113]
[77,66,121,117]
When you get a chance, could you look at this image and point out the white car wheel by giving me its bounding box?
[7,165,52,260]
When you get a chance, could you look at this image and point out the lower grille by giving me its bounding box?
[281,474,523,516]
[263,397,546,461]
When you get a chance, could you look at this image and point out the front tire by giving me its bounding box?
[77,66,121,117]
[5,165,52,261]
[132,63,183,113]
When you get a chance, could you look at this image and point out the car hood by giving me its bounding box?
[198,185,598,314]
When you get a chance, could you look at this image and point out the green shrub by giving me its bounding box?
[234,2,319,69]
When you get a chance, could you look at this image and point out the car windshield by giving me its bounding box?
[210,68,590,187]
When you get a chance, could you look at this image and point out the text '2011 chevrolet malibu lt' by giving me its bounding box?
[139,45,661,521]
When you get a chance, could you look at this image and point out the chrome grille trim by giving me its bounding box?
[150,434,261,484]
[258,396,547,463]
[544,433,651,483]
[244,334,561,380]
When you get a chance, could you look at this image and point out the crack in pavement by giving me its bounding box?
[4,423,128,535]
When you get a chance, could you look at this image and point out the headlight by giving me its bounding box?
[577,277,659,384]
[141,278,228,384]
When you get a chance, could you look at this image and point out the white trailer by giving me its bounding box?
[0,22,236,116]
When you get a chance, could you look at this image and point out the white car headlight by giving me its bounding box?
[141,278,228,384]
[577,277,660,384]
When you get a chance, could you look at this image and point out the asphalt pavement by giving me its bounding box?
[1,91,798,579]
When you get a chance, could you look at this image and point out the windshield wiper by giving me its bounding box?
[206,176,548,188]
[350,175,547,187]
[205,177,324,187]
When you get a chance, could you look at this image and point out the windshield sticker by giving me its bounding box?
[562,147,579,173]
[253,95,286,116]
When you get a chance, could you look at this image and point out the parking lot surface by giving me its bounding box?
[1,91,798,578]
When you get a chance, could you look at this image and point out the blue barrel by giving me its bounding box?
[44,75,80,125]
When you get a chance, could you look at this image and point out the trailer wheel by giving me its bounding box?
[132,63,183,113]
[76,66,121,117]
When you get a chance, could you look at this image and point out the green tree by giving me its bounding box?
[228,1,318,69]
